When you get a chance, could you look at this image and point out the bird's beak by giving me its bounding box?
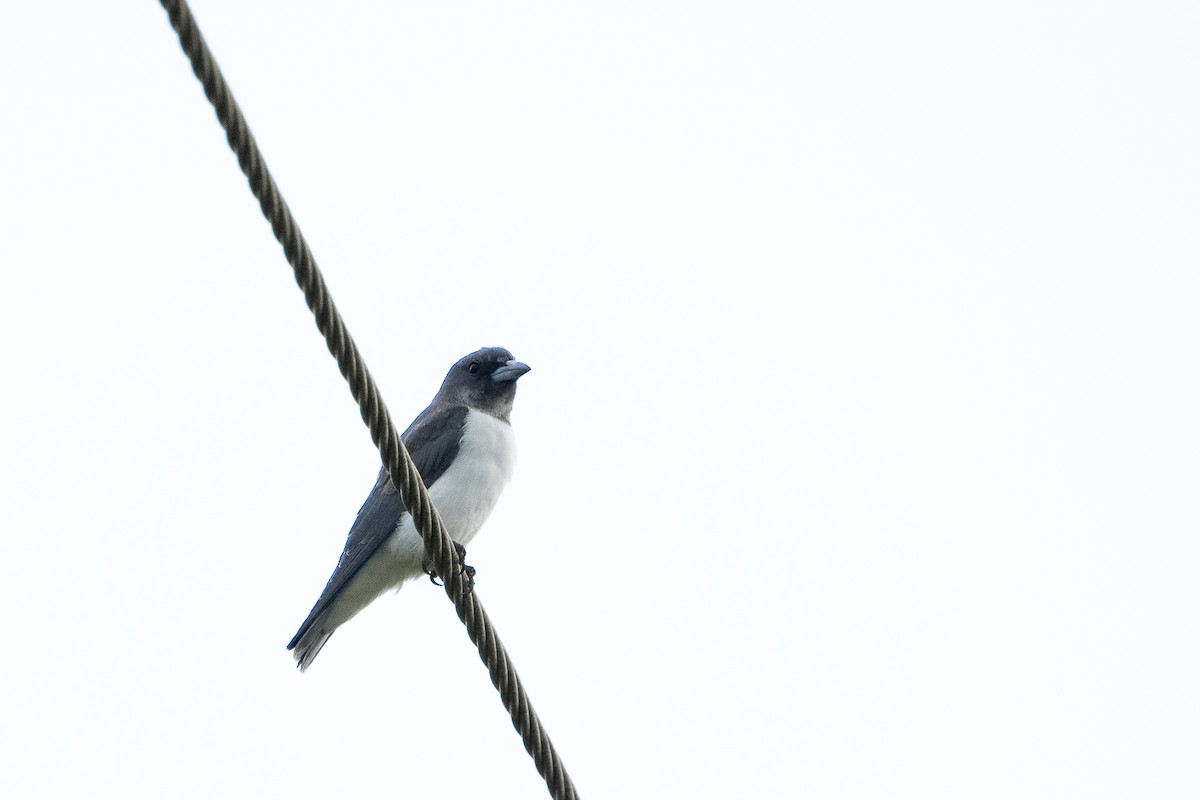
[491,359,531,382]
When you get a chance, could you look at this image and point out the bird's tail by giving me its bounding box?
[287,610,335,672]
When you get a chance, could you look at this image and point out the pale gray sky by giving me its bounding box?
[2,2,1198,798]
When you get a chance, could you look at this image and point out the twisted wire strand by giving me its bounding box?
[157,3,578,797]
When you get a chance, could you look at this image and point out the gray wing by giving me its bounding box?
[287,403,469,649]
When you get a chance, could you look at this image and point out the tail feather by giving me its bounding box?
[291,631,333,672]
[287,551,417,671]
[288,608,335,672]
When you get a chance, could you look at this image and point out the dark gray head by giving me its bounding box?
[435,347,531,420]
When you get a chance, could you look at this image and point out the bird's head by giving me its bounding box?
[438,347,531,420]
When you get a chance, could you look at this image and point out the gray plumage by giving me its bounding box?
[288,347,530,670]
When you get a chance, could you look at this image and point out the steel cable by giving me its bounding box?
[157,3,579,797]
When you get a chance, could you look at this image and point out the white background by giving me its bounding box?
[2,2,1197,798]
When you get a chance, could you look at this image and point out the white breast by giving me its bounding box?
[426,408,517,547]
[382,407,516,577]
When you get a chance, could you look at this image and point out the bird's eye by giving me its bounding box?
[468,362,480,374]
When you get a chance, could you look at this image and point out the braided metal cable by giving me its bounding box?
[157,3,578,798]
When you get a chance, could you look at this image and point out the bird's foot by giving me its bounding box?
[421,557,443,587]
[453,542,477,594]
[422,543,474,591]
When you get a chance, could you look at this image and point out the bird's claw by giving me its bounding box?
[422,543,475,592]
[422,558,443,586]
[453,542,477,594]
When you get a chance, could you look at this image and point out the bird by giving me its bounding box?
[287,346,531,671]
